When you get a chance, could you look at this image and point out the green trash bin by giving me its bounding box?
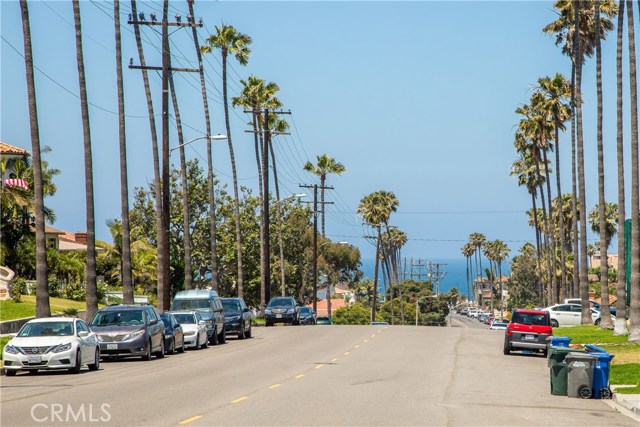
[548,347,586,396]
[566,352,597,399]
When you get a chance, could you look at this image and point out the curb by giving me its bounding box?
[604,393,640,423]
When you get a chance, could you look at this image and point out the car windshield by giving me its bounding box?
[160,314,172,325]
[18,321,75,337]
[173,313,197,324]
[92,310,144,326]
[268,298,292,308]
[511,312,549,326]
[222,300,241,313]
[171,299,210,312]
[300,307,312,314]
[493,323,507,327]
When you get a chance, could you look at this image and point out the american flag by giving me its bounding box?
[3,178,30,190]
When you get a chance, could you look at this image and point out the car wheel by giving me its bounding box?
[202,333,209,349]
[551,319,559,328]
[219,327,226,344]
[210,327,219,345]
[169,337,176,355]
[542,348,548,358]
[503,339,511,356]
[5,369,16,376]
[155,340,165,359]
[88,348,100,371]
[69,351,82,374]
[178,337,185,353]
[238,324,245,340]
[595,318,601,325]
[245,325,252,338]
[142,340,152,361]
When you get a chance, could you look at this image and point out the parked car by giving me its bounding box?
[543,303,615,327]
[478,312,489,323]
[490,322,508,331]
[503,309,552,357]
[171,312,208,349]
[90,305,165,360]
[3,317,100,376]
[299,307,317,325]
[563,298,617,316]
[460,308,469,316]
[468,308,479,319]
[160,312,184,354]
[171,290,225,345]
[317,316,332,325]
[264,297,300,326]
[486,316,495,325]
[221,297,253,339]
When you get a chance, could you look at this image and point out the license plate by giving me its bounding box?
[523,334,535,340]
[106,343,118,350]
[28,356,42,364]
[276,314,282,318]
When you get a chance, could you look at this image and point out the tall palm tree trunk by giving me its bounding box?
[554,126,567,303]
[320,175,326,237]
[371,229,381,322]
[474,249,480,303]
[19,0,49,318]
[571,62,580,299]
[575,0,592,325]
[595,1,613,329]
[466,255,471,302]
[268,140,286,296]
[614,0,628,336]
[168,74,193,290]
[187,0,218,290]
[535,155,553,306]
[114,0,133,304]
[130,0,164,300]
[542,149,558,303]
[73,0,98,321]
[221,50,244,297]
[627,0,640,342]
[532,191,544,305]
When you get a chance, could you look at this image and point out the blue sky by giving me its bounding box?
[1,1,635,269]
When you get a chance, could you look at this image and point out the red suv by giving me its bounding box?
[503,309,552,357]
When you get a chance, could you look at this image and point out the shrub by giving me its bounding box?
[47,277,63,297]
[10,278,27,303]
[62,307,79,317]
[62,282,86,301]
[333,303,381,325]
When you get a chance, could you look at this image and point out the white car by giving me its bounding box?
[171,311,208,349]
[490,322,508,331]
[3,317,100,376]
[543,304,615,327]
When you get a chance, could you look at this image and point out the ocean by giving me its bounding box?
[359,257,509,300]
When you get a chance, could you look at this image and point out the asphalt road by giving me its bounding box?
[1,322,634,427]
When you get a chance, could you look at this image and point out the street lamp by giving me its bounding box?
[273,193,306,296]
[169,134,227,154]
[415,295,437,326]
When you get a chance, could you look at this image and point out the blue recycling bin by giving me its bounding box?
[585,344,615,399]
[550,336,571,348]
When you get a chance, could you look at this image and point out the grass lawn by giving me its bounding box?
[252,316,265,326]
[601,343,640,365]
[610,364,640,394]
[0,296,100,322]
[554,325,630,345]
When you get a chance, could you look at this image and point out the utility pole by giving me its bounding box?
[300,183,333,313]
[128,6,201,311]
[432,262,447,297]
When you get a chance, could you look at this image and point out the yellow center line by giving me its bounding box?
[179,415,202,425]
[371,334,376,338]
[295,374,305,379]
[315,364,324,369]
[343,351,350,355]
[377,330,382,333]
[231,396,248,404]
[384,326,389,330]
[354,344,360,349]
[331,358,339,362]
[269,384,282,389]
[363,339,369,343]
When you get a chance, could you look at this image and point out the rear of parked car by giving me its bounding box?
[503,309,552,357]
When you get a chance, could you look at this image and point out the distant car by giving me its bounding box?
[171,290,225,345]
[478,313,489,323]
[172,312,208,349]
[468,308,479,319]
[490,322,508,331]
[221,297,253,339]
[264,297,300,326]
[370,321,389,325]
[486,316,495,325]
[299,307,317,325]
[3,317,100,376]
[160,312,184,354]
[543,304,615,327]
[317,316,332,325]
[90,305,165,360]
[459,308,469,316]
[503,309,552,357]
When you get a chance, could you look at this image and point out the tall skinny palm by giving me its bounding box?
[201,25,252,298]
[461,243,475,303]
[114,0,132,303]
[304,154,346,237]
[73,0,98,321]
[493,240,510,319]
[19,0,49,317]
[469,233,486,303]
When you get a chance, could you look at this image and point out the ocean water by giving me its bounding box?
[360,257,509,300]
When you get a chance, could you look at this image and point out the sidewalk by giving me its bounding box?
[607,389,640,423]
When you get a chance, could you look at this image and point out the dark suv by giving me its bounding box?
[265,297,300,326]
[503,309,552,357]
[221,298,253,339]
[90,305,166,360]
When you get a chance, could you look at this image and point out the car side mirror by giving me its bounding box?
[78,331,89,338]
[174,324,180,328]
[149,319,158,325]
[198,320,206,325]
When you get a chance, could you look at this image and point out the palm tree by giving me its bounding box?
[357,190,399,321]
[72,0,98,321]
[19,0,49,318]
[304,155,346,237]
[469,233,486,304]
[461,243,475,303]
[130,0,165,303]
[588,203,618,250]
[536,74,571,301]
[627,0,640,342]
[113,0,132,304]
[201,25,252,298]
[614,0,628,336]
[493,240,510,319]
[187,0,219,290]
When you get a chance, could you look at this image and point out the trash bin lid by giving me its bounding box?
[566,352,596,362]
[588,352,615,361]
